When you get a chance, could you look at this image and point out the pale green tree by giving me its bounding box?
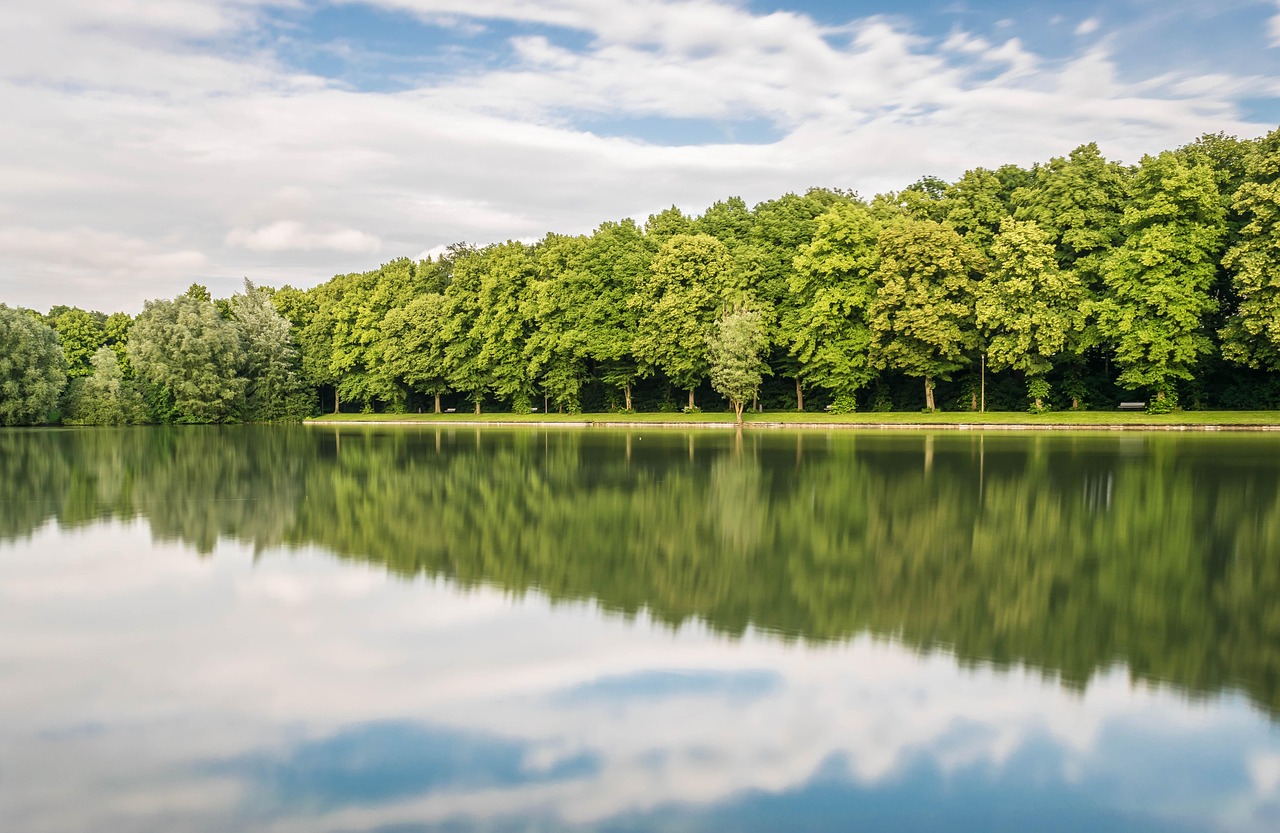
[231,279,310,420]
[708,305,770,424]
[127,287,247,423]
[64,346,147,425]
[976,218,1086,410]
[868,219,982,411]
[0,304,67,425]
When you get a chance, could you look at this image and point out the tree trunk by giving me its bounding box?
[624,383,632,411]
[474,399,481,415]
[924,377,935,412]
[433,393,441,414]
[734,400,744,425]
[333,388,339,414]
[795,379,804,412]
[688,388,695,410]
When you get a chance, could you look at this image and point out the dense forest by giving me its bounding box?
[4,426,1278,719]
[4,127,1280,423]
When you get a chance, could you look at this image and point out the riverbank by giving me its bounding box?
[305,410,1280,430]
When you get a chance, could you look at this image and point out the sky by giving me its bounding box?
[1,0,1279,313]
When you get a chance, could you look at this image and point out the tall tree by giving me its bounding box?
[785,201,882,412]
[381,292,452,413]
[1094,151,1227,407]
[231,279,310,421]
[0,304,66,425]
[633,233,738,409]
[472,241,539,411]
[976,218,1086,410]
[753,188,853,409]
[127,287,247,423]
[1220,128,1280,370]
[582,219,650,410]
[868,219,982,411]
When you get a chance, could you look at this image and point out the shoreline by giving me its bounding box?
[303,416,1280,432]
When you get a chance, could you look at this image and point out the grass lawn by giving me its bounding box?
[307,410,1280,427]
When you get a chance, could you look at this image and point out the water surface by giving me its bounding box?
[2,425,1279,832]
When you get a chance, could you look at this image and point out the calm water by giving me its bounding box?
[2,425,1280,832]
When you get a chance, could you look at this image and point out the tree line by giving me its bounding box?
[4,127,1280,424]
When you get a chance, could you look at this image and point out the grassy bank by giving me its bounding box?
[306,410,1280,428]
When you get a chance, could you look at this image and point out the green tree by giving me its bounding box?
[102,312,133,376]
[441,247,494,413]
[582,219,650,410]
[785,201,882,412]
[127,289,247,423]
[0,304,67,425]
[976,218,1087,410]
[231,279,310,421]
[63,346,147,425]
[473,241,539,411]
[1220,128,1280,370]
[526,233,591,412]
[868,219,981,411]
[1094,151,1227,408]
[325,259,425,412]
[52,308,106,379]
[381,292,452,412]
[707,305,770,424]
[1013,142,1130,288]
[753,188,854,409]
[633,233,739,409]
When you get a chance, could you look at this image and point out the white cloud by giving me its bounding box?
[1076,17,1101,35]
[0,0,1275,312]
[225,220,382,254]
[1271,2,1280,47]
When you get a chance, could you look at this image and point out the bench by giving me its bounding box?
[445,407,456,413]
[1118,401,1146,411]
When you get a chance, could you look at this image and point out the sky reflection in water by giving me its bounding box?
[1,427,1279,832]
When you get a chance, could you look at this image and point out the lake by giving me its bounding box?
[2,425,1279,832]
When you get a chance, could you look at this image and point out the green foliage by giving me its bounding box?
[707,305,770,422]
[127,291,247,423]
[63,346,147,425]
[1095,151,1227,394]
[977,217,1087,407]
[231,279,311,421]
[1221,128,1280,370]
[868,219,982,410]
[785,201,881,404]
[52,308,106,378]
[0,304,67,425]
[633,233,739,401]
